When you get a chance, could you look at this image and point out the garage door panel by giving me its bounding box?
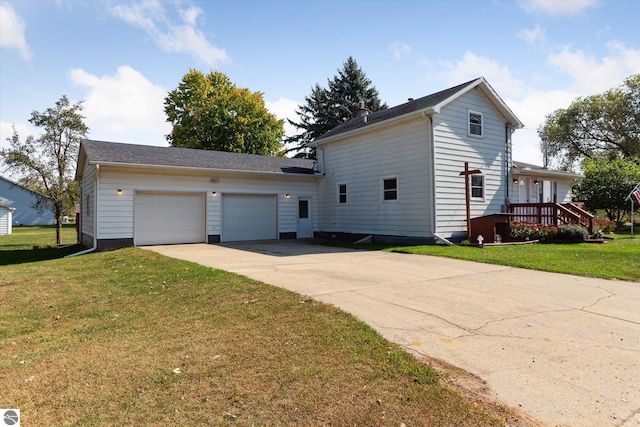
[135,193,205,246]
[222,194,276,242]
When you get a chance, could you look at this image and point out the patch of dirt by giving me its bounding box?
[419,355,547,427]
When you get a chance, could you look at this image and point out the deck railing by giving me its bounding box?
[509,203,594,234]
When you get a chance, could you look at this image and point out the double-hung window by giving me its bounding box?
[338,183,347,204]
[382,177,398,201]
[468,110,483,137]
[471,175,484,199]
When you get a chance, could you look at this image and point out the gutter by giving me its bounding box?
[89,161,321,179]
[423,112,439,240]
[66,164,99,257]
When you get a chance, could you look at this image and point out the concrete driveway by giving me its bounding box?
[146,241,640,427]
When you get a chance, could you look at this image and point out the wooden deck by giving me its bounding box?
[508,203,594,234]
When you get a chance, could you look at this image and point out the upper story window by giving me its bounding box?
[471,175,484,199]
[382,177,398,201]
[468,110,483,137]
[338,183,347,204]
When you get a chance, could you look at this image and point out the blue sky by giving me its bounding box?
[1,0,639,173]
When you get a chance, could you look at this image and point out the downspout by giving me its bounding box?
[505,123,512,209]
[66,164,98,257]
[423,111,447,243]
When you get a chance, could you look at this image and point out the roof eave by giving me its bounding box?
[89,160,321,178]
[310,107,436,147]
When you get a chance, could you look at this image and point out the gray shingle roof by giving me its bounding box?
[80,139,316,175]
[512,161,582,179]
[315,78,480,141]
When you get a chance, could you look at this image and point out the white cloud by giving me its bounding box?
[517,25,545,45]
[547,41,640,93]
[69,66,170,144]
[519,0,599,16]
[265,97,301,151]
[0,3,32,61]
[389,41,411,60]
[109,1,229,67]
[440,52,527,99]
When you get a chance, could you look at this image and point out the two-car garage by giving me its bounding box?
[134,192,277,246]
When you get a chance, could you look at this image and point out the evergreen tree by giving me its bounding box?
[288,57,387,158]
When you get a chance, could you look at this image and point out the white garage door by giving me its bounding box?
[222,194,277,242]
[135,192,205,246]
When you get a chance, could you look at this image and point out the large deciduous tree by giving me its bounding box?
[538,74,640,169]
[288,56,387,158]
[164,69,284,155]
[573,158,640,225]
[1,96,88,244]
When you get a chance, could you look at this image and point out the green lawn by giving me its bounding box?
[389,234,639,281]
[0,225,81,266]
[0,227,512,426]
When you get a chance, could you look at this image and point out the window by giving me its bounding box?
[471,175,484,199]
[383,177,398,201]
[85,194,91,217]
[468,110,483,137]
[338,183,347,204]
[298,199,309,219]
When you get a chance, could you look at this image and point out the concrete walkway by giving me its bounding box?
[146,241,640,427]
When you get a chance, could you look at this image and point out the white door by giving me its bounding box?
[135,192,205,246]
[222,194,277,242]
[297,198,312,238]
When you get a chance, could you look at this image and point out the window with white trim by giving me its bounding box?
[382,177,398,201]
[86,194,91,217]
[338,183,347,204]
[468,110,483,137]
[471,175,484,199]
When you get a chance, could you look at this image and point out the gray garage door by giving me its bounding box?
[222,194,277,242]
[135,192,205,246]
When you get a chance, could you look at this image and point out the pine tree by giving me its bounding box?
[288,57,387,158]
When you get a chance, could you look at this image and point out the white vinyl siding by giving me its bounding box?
[433,88,508,239]
[0,206,12,235]
[92,167,318,243]
[317,115,434,237]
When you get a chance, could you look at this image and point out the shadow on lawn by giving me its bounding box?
[0,244,84,266]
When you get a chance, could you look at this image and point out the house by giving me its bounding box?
[0,196,16,235]
[0,176,55,225]
[309,77,523,243]
[76,77,585,250]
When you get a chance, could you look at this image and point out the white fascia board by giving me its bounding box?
[432,77,524,129]
[90,161,322,179]
[513,168,582,180]
[310,107,436,147]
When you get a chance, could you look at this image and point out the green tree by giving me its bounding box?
[539,74,640,169]
[164,69,284,155]
[574,158,640,225]
[1,96,88,244]
[288,56,387,158]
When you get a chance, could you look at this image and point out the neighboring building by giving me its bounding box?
[0,176,55,225]
[0,196,16,235]
[75,77,583,250]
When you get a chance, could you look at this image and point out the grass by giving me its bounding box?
[0,227,511,426]
[0,225,81,266]
[324,233,640,282]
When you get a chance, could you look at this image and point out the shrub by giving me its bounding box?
[594,217,616,233]
[557,224,589,241]
[510,222,558,241]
